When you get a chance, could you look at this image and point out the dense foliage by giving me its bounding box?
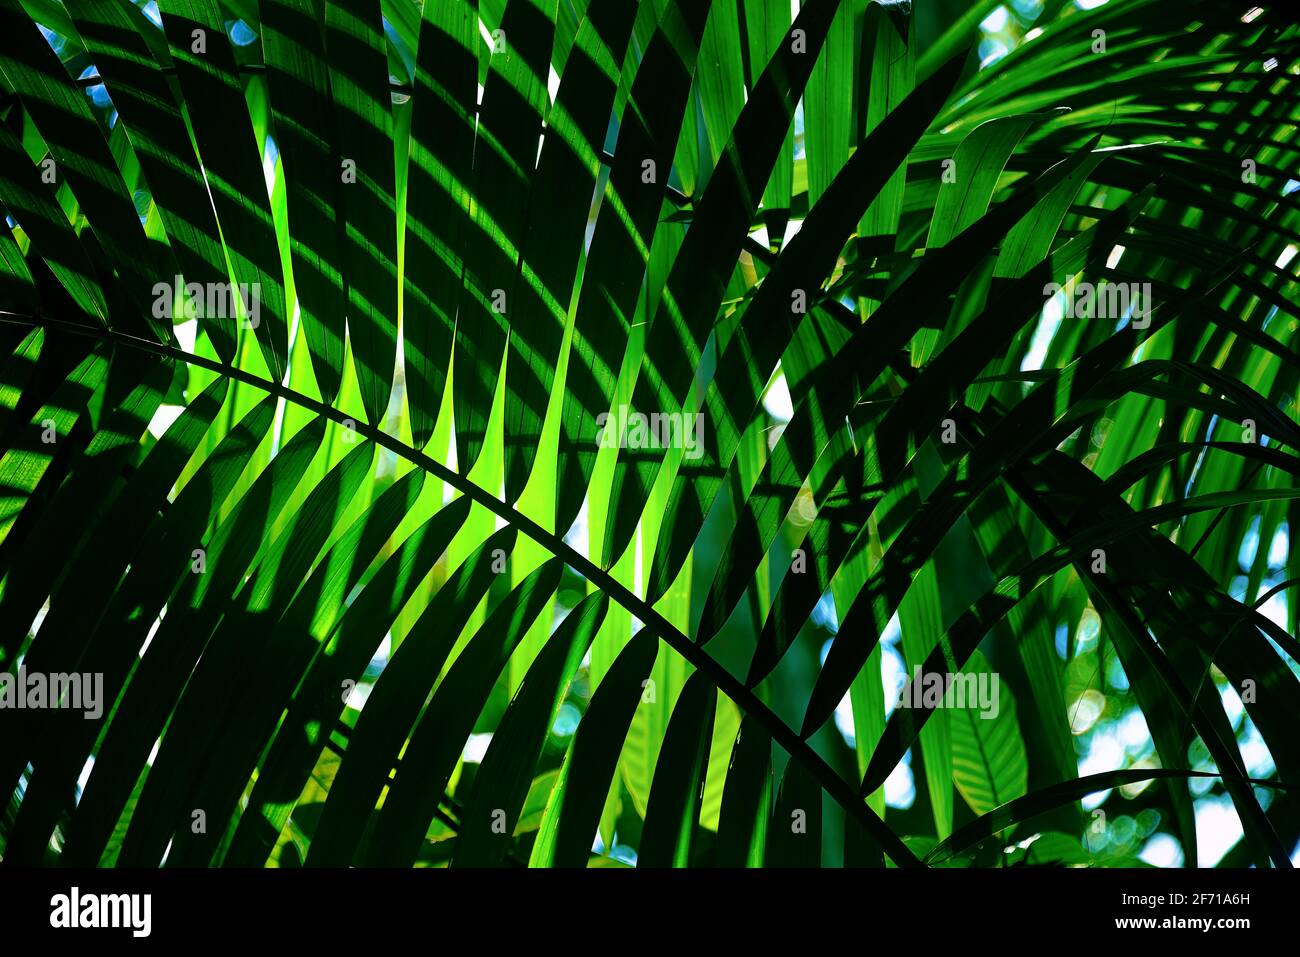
[0,0,1296,868]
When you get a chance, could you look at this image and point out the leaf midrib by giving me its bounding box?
[1,309,921,868]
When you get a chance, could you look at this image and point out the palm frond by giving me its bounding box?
[0,0,1296,869]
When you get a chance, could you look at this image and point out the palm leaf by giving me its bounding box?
[0,0,1295,870]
